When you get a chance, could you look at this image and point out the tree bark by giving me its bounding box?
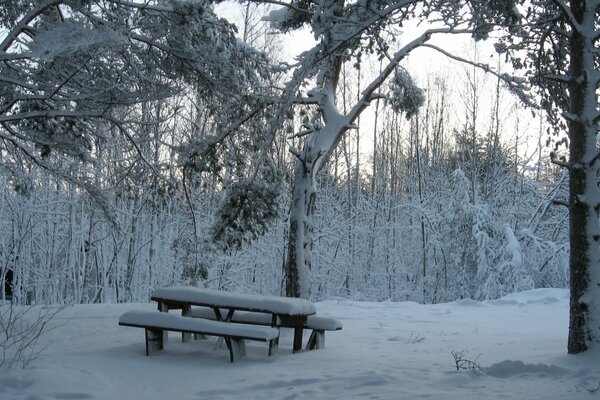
[566,0,600,353]
[286,155,317,299]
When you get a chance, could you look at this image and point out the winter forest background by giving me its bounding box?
[0,0,573,309]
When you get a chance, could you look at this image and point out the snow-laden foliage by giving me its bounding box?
[212,178,281,251]
[29,21,125,61]
[0,0,273,189]
[387,69,425,119]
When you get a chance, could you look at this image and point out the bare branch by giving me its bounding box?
[420,43,536,108]
[288,130,313,139]
[552,199,570,207]
[107,117,166,180]
[544,74,571,84]
[0,123,57,172]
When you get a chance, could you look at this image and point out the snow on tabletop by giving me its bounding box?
[3,288,600,400]
[151,287,316,316]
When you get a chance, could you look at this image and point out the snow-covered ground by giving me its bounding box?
[1,288,599,400]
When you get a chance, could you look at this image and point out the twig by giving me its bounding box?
[451,350,486,375]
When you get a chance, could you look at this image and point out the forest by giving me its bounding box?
[0,0,598,354]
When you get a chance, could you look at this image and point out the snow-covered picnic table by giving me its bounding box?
[150,287,317,353]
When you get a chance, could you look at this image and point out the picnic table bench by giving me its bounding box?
[119,311,279,362]
[188,307,342,350]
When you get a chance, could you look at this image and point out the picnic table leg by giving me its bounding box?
[157,301,169,347]
[181,304,192,343]
[224,337,244,362]
[306,330,325,350]
[211,307,232,350]
[293,324,303,353]
[279,315,306,353]
[145,328,164,355]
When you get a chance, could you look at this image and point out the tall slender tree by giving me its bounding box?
[496,0,600,353]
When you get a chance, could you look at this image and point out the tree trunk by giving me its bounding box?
[286,157,317,299]
[566,0,600,353]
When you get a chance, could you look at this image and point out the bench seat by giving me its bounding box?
[119,311,279,362]
[189,307,342,350]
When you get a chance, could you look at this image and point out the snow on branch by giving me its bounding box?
[104,0,175,13]
[0,110,105,124]
[28,21,124,61]
[387,68,425,119]
[1,0,63,52]
[261,0,312,30]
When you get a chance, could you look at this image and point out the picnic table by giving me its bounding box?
[150,287,317,353]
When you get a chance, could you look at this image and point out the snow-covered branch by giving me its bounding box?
[104,0,175,13]
[0,0,63,52]
[0,110,105,124]
[0,77,39,93]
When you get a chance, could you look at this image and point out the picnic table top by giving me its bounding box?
[151,287,316,317]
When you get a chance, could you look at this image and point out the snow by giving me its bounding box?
[28,21,124,60]
[262,7,291,26]
[152,287,317,316]
[502,224,523,268]
[2,288,600,400]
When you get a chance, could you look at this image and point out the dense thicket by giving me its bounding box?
[0,65,569,304]
[0,0,571,309]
